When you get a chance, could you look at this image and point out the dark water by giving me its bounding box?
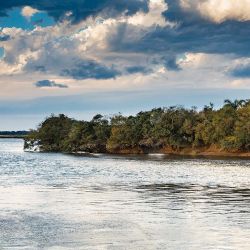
[0,139,250,249]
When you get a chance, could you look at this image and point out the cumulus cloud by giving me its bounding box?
[0,3,164,80]
[127,0,169,27]
[180,0,250,23]
[34,80,68,88]
[1,0,250,103]
[110,4,250,59]
[21,6,39,19]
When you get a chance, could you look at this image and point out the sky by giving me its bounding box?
[0,0,250,130]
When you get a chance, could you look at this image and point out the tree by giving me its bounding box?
[224,99,246,110]
[25,100,250,153]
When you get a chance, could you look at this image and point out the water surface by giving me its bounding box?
[0,139,250,249]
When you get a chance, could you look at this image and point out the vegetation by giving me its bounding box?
[0,131,29,138]
[24,100,250,154]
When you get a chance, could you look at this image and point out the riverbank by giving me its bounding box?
[23,101,250,157]
[106,146,250,158]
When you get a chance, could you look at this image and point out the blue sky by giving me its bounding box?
[0,0,250,130]
[0,8,54,30]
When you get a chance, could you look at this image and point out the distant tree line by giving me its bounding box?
[24,99,250,153]
[0,131,29,138]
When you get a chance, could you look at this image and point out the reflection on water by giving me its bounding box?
[0,139,250,249]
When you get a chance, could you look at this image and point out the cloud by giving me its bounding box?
[230,64,250,78]
[180,0,250,23]
[0,34,11,41]
[61,60,121,80]
[1,18,153,80]
[34,80,68,88]
[0,0,150,23]
[126,66,152,74]
[163,57,181,71]
[21,6,39,19]
[1,0,250,97]
[1,0,250,132]
[107,3,250,59]
[127,0,169,27]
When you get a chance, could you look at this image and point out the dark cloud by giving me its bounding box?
[34,80,68,88]
[0,34,11,41]
[108,1,250,60]
[230,64,250,78]
[126,66,152,74]
[162,1,202,24]
[61,60,121,80]
[2,0,250,80]
[33,66,46,72]
[112,21,250,57]
[163,57,181,71]
[0,0,149,23]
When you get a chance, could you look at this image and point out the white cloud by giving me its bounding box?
[72,0,172,55]
[230,79,250,88]
[21,6,39,19]
[1,1,250,102]
[180,0,250,23]
[0,1,169,78]
[127,0,170,27]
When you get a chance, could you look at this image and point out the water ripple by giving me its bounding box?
[0,139,250,249]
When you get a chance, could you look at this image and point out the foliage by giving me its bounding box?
[24,99,250,153]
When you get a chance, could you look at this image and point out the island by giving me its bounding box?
[24,99,250,157]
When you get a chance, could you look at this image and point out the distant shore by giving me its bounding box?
[0,135,26,139]
[0,131,29,139]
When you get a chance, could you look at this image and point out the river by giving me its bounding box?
[0,139,250,249]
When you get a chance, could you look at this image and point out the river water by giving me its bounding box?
[0,139,250,249]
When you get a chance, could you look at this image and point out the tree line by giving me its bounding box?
[0,131,29,138]
[24,99,250,154]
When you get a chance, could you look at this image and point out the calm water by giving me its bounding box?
[0,139,250,250]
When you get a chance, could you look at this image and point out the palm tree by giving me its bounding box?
[224,99,246,109]
[203,102,214,112]
[244,99,250,106]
